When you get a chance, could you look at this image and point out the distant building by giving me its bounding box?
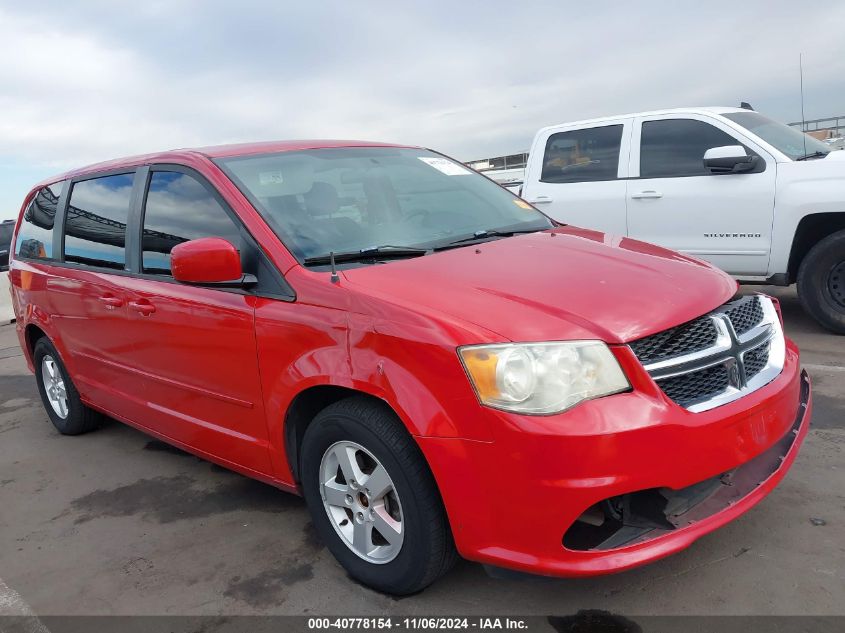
[788,115,845,139]
[466,152,528,186]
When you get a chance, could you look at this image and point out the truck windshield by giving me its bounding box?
[216,147,553,263]
[723,111,830,161]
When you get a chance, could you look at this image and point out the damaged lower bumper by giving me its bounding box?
[565,371,810,551]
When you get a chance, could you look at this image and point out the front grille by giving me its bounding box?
[628,317,718,364]
[726,295,764,335]
[629,295,783,412]
[657,364,730,408]
[744,343,770,379]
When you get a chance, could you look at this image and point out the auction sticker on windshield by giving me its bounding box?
[418,156,471,175]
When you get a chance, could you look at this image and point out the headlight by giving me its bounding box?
[459,341,630,415]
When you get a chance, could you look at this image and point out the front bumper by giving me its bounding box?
[418,340,811,577]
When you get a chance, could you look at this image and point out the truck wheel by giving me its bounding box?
[797,229,845,334]
[300,396,457,595]
[33,338,101,435]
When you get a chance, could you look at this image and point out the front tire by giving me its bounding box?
[300,397,457,595]
[33,338,101,435]
[797,229,845,334]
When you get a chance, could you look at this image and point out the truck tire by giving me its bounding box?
[300,396,457,595]
[797,229,845,334]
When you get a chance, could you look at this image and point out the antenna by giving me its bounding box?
[329,251,339,283]
[800,52,807,158]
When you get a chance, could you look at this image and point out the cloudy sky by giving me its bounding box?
[2,0,844,220]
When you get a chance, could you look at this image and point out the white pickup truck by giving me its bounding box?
[519,107,845,333]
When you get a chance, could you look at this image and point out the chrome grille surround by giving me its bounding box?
[634,296,785,412]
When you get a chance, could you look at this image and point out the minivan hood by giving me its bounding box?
[341,227,737,344]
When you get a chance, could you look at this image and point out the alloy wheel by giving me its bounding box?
[319,440,404,564]
[41,355,69,419]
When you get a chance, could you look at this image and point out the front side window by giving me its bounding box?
[640,119,748,178]
[14,183,63,260]
[722,111,830,161]
[64,173,134,269]
[541,125,623,184]
[142,171,243,275]
[216,147,553,262]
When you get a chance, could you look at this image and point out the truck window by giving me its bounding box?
[0,221,13,268]
[640,119,744,178]
[541,125,623,184]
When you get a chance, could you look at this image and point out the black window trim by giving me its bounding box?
[636,117,767,180]
[58,167,139,271]
[17,164,295,302]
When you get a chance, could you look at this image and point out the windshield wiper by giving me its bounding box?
[435,228,546,250]
[303,245,430,266]
[795,150,829,161]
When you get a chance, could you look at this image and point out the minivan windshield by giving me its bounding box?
[216,147,553,263]
[723,111,830,161]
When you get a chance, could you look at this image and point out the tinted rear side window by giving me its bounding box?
[64,174,135,269]
[142,171,243,275]
[640,119,742,178]
[0,222,14,268]
[14,183,63,260]
[541,125,623,184]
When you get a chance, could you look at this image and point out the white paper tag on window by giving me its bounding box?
[259,170,285,185]
[418,156,471,176]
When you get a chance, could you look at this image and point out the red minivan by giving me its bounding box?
[8,141,811,594]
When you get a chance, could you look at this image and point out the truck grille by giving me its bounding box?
[629,295,784,412]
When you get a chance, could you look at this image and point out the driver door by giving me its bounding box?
[626,114,777,275]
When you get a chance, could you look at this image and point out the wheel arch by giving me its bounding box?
[788,212,845,282]
[284,385,402,484]
[24,323,49,356]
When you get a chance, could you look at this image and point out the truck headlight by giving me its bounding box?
[459,341,630,415]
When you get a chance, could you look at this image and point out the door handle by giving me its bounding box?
[630,190,663,199]
[525,195,553,204]
[128,300,156,316]
[98,296,123,309]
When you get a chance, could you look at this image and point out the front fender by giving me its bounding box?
[771,164,845,274]
[349,319,493,441]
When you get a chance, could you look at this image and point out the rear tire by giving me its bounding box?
[300,396,457,595]
[797,229,845,334]
[33,338,101,435]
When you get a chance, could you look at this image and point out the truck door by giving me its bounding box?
[521,119,632,235]
[626,114,776,276]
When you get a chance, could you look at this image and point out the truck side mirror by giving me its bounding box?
[703,145,760,174]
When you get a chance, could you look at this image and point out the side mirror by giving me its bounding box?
[703,145,760,174]
[171,238,254,287]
